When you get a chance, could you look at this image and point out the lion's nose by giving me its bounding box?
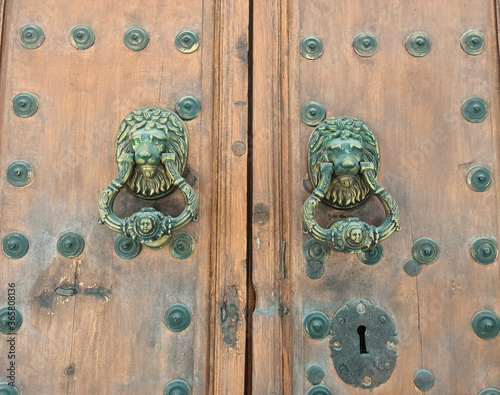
[341,158,356,169]
[138,151,152,159]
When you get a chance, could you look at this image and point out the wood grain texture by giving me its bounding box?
[284,1,500,393]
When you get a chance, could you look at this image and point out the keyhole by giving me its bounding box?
[358,325,368,354]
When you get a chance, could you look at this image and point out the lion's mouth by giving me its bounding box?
[335,175,356,188]
[139,166,158,179]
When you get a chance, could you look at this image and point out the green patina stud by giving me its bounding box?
[0,382,19,394]
[299,35,324,60]
[169,232,195,260]
[405,32,431,57]
[0,307,23,334]
[479,389,500,395]
[175,29,200,54]
[164,304,191,332]
[303,238,330,263]
[305,260,324,280]
[300,101,326,126]
[471,238,497,265]
[175,96,201,121]
[303,311,330,340]
[13,92,38,118]
[306,364,325,385]
[114,235,142,259]
[353,32,378,57]
[460,30,486,55]
[57,232,85,258]
[7,160,34,187]
[124,26,149,51]
[358,244,383,265]
[414,369,435,392]
[462,97,487,123]
[472,310,500,340]
[164,380,190,395]
[19,24,45,49]
[404,258,422,277]
[70,25,95,50]
[2,232,29,259]
[466,165,492,192]
[307,385,332,395]
[412,237,438,265]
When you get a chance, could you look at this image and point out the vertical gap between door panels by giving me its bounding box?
[245,0,255,392]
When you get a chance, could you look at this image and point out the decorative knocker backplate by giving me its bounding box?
[98,107,199,249]
[302,116,400,255]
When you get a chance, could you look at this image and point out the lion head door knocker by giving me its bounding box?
[302,116,400,263]
[98,107,199,249]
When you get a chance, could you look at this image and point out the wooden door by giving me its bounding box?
[1,1,500,394]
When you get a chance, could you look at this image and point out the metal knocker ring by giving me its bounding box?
[302,116,400,255]
[98,107,199,249]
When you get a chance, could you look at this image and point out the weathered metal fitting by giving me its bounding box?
[414,369,435,392]
[70,25,95,50]
[405,32,431,57]
[466,165,492,192]
[412,237,438,264]
[305,260,324,280]
[306,364,325,385]
[175,29,200,54]
[304,311,330,340]
[472,310,500,340]
[353,32,378,57]
[169,232,195,259]
[164,304,191,332]
[114,235,142,259]
[303,238,330,263]
[19,24,45,49]
[471,238,497,265]
[358,244,383,265]
[124,26,149,51]
[460,30,486,55]
[300,101,326,126]
[164,380,191,395]
[479,389,500,395]
[0,307,23,334]
[462,97,487,123]
[57,232,85,258]
[175,96,201,120]
[2,232,29,259]
[307,385,332,395]
[299,36,324,60]
[404,258,422,276]
[0,382,19,394]
[7,160,34,187]
[13,92,39,118]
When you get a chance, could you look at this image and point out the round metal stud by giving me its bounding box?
[0,382,19,394]
[164,304,191,332]
[306,364,325,385]
[303,238,330,263]
[358,244,383,265]
[462,97,488,123]
[300,101,326,126]
[57,232,85,258]
[414,369,435,392]
[479,389,500,395]
[19,24,45,49]
[70,25,95,50]
[175,96,201,121]
[307,385,332,395]
[12,92,38,118]
[404,258,422,276]
[2,232,29,259]
[466,165,492,192]
[305,260,324,280]
[164,379,191,395]
[124,26,149,51]
[472,310,500,340]
[169,232,195,260]
[114,235,142,259]
[303,311,330,340]
[299,35,324,60]
[7,160,34,187]
[460,30,486,55]
[175,29,200,54]
[412,237,438,265]
[0,307,23,334]
[471,238,498,265]
[405,32,431,57]
[353,32,378,57]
